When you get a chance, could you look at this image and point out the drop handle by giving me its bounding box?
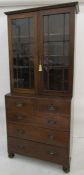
[48,104,59,111]
[48,105,55,111]
[16,102,24,108]
[16,115,23,120]
[48,135,54,140]
[48,151,56,156]
[48,119,56,125]
[16,129,25,134]
[17,145,25,149]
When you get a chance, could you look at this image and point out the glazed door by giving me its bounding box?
[39,8,74,96]
[9,12,38,94]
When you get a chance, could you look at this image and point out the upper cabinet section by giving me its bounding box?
[5,2,79,96]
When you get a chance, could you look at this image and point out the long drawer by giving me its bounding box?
[8,137,68,165]
[7,112,69,131]
[7,123,69,147]
[5,96,34,116]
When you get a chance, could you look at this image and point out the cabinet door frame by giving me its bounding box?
[38,7,75,97]
[8,12,38,95]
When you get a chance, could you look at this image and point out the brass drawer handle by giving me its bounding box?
[16,129,25,134]
[48,151,56,156]
[48,104,56,111]
[48,119,56,125]
[17,145,25,149]
[16,115,23,120]
[16,102,24,108]
[48,135,54,140]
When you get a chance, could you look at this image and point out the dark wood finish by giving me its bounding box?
[38,7,75,97]
[7,123,69,147]
[6,96,34,115]
[8,12,38,95]
[36,98,71,114]
[7,111,69,131]
[8,137,68,165]
[6,4,76,97]
[5,2,79,15]
[5,3,79,173]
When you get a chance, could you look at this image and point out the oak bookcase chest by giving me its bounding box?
[5,2,79,173]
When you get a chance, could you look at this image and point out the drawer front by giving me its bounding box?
[36,98,70,114]
[6,97,34,115]
[35,114,69,131]
[8,137,68,165]
[7,112,69,131]
[8,124,69,147]
[6,111,34,124]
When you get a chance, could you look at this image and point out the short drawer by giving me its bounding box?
[5,96,34,116]
[7,124,69,147]
[35,114,69,131]
[8,137,68,165]
[6,111,34,123]
[36,98,70,114]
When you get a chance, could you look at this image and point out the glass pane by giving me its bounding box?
[43,13,69,91]
[49,68,63,90]
[49,14,64,41]
[12,17,34,89]
[65,14,69,40]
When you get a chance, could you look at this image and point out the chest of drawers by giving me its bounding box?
[5,2,79,173]
[5,94,71,172]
